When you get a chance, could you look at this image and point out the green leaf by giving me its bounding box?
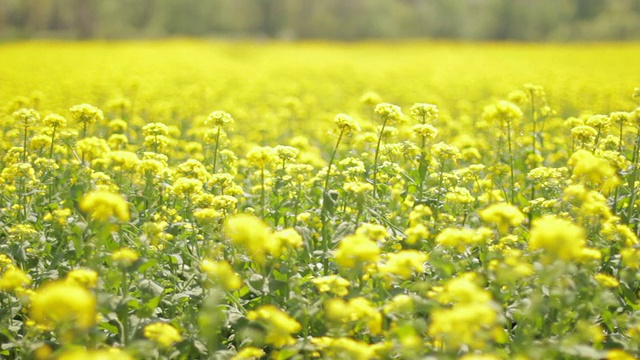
[138,259,158,273]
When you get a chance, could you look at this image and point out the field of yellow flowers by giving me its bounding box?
[1,40,640,359]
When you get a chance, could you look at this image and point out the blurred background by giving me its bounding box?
[1,0,639,41]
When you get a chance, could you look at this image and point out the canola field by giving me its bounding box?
[1,40,640,359]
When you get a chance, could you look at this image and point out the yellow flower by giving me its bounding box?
[108,119,128,133]
[404,223,429,245]
[272,228,303,252]
[246,146,276,168]
[343,181,373,194]
[437,275,492,304]
[172,177,204,198]
[200,259,242,291]
[43,113,67,128]
[568,149,619,192]
[355,223,389,242]
[176,159,210,182]
[0,254,13,269]
[193,208,223,222]
[459,354,502,360]
[528,215,586,261]
[333,113,361,133]
[247,305,301,347]
[43,208,72,226]
[8,224,37,239]
[111,248,139,267]
[274,145,299,162]
[435,227,485,252]
[594,273,619,288]
[224,214,272,263]
[409,204,433,226]
[232,347,265,360]
[483,100,522,127]
[410,103,439,123]
[411,124,439,140]
[0,266,31,293]
[311,275,351,296]
[142,122,170,137]
[428,301,499,350]
[479,202,525,233]
[383,294,414,314]
[65,268,98,289]
[30,281,96,330]
[143,322,183,347]
[378,250,427,279]
[375,103,403,124]
[311,336,377,360]
[79,190,130,222]
[432,142,461,161]
[58,348,133,360]
[70,103,103,126]
[324,297,382,335]
[334,233,381,269]
[621,248,640,269]
[206,110,234,127]
[13,108,40,128]
[607,349,638,360]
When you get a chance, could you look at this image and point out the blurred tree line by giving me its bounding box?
[1,0,639,41]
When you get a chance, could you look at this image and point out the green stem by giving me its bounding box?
[507,121,516,204]
[433,160,446,218]
[22,125,29,163]
[355,196,364,228]
[121,270,130,346]
[260,166,266,220]
[613,121,625,215]
[212,126,221,173]
[529,91,536,226]
[625,130,640,225]
[320,128,346,274]
[81,123,88,163]
[372,117,389,199]
[418,135,428,201]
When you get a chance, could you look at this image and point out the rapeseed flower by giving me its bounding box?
[58,348,133,360]
[30,281,96,330]
[143,322,183,347]
[65,268,98,288]
[435,227,485,252]
[334,233,381,269]
[200,259,242,290]
[383,294,414,314]
[247,305,301,347]
[111,248,139,267]
[594,273,619,288]
[324,297,382,335]
[479,202,525,233]
[206,110,234,127]
[378,250,427,279]
[79,190,130,222]
[224,213,272,263]
[311,275,351,296]
[569,149,619,192]
[483,100,523,127]
[13,108,40,128]
[0,266,31,293]
[375,103,403,124]
[410,103,439,124]
[311,337,377,360]
[232,347,265,360]
[528,215,587,261]
[70,104,103,137]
